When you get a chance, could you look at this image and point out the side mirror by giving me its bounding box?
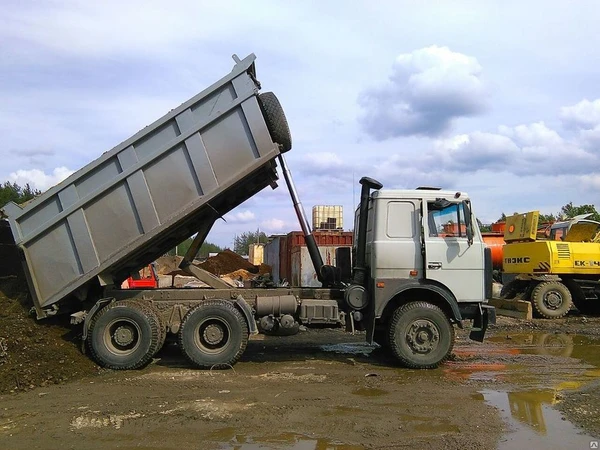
[463,200,474,246]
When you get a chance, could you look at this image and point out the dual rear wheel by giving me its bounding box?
[88,299,248,370]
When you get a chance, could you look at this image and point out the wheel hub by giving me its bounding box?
[406,320,440,354]
[544,291,563,309]
[113,325,135,346]
[203,323,225,345]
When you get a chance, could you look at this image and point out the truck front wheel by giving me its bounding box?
[387,301,455,369]
[178,300,249,369]
[87,300,161,370]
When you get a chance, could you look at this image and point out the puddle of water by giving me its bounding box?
[482,389,598,450]
[488,333,600,366]
[206,428,363,449]
[454,333,600,447]
[351,387,387,397]
[318,343,373,356]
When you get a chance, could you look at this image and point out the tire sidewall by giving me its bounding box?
[390,304,453,368]
[90,305,154,368]
[533,282,572,318]
[180,304,246,367]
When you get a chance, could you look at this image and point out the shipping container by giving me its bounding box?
[281,230,354,286]
[291,246,349,287]
[264,235,284,283]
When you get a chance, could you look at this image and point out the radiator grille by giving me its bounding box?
[556,243,571,259]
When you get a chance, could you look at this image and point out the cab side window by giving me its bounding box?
[428,202,466,238]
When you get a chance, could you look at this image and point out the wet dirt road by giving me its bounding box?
[1,319,599,450]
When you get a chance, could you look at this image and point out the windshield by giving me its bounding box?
[428,202,467,238]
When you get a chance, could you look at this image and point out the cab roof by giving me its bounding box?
[372,189,468,200]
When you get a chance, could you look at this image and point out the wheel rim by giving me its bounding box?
[193,317,232,354]
[542,290,563,310]
[405,319,440,354]
[103,318,141,356]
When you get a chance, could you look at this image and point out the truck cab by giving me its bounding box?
[349,183,494,369]
[368,189,490,305]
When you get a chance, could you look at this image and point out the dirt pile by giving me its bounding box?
[0,276,99,394]
[200,249,258,276]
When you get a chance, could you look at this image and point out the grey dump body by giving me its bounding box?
[3,54,283,318]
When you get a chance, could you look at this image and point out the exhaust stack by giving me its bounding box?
[353,177,383,285]
[344,177,383,311]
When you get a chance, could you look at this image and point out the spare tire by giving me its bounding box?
[258,92,292,152]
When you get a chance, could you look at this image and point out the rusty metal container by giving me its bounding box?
[285,231,353,286]
[491,222,506,233]
[264,235,285,284]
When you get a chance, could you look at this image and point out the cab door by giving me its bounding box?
[423,199,485,301]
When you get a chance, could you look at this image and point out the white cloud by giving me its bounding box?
[499,121,563,147]
[580,174,600,190]
[560,99,600,130]
[261,218,286,232]
[225,210,256,223]
[8,167,74,191]
[358,46,487,139]
[429,120,599,176]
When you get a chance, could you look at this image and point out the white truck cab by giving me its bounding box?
[349,182,494,369]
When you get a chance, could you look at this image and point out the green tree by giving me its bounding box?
[559,202,600,222]
[167,237,223,258]
[478,218,491,232]
[538,213,556,223]
[0,182,41,212]
[234,229,267,255]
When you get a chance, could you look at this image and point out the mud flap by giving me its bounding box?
[235,296,258,335]
[80,297,115,353]
[469,304,496,342]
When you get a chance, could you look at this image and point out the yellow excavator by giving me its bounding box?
[501,211,600,317]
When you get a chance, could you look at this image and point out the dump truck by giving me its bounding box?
[2,54,494,371]
[501,211,600,317]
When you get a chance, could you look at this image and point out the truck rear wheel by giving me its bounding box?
[387,302,454,369]
[87,301,160,370]
[258,92,292,152]
[143,303,167,353]
[178,300,249,369]
[531,281,573,318]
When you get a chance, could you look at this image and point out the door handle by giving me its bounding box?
[428,262,442,269]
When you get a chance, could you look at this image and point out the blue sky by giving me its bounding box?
[2,0,600,248]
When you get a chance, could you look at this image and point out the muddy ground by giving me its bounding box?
[1,318,600,449]
[1,275,600,449]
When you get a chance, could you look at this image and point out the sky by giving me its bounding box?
[2,0,600,248]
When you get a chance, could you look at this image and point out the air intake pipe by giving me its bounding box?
[353,177,383,286]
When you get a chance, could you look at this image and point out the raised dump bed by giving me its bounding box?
[3,54,291,318]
